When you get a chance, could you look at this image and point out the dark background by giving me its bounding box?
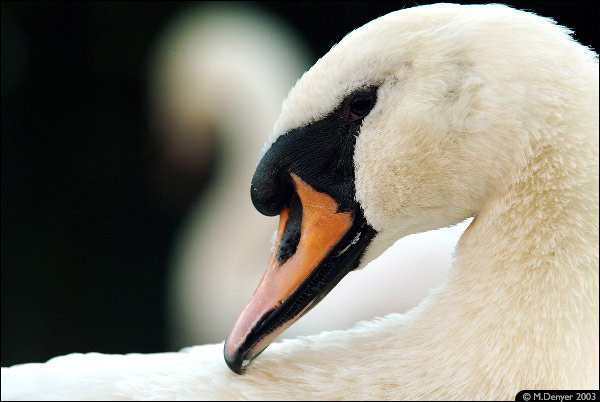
[1,1,597,367]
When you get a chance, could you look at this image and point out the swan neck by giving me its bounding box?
[458,129,598,277]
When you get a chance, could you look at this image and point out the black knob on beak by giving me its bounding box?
[250,145,294,217]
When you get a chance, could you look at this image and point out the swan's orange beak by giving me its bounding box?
[224,174,373,374]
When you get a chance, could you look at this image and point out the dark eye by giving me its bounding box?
[348,95,373,121]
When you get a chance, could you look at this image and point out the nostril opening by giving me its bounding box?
[277,230,300,262]
[277,192,302,263]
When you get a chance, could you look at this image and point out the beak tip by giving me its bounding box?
[223,343,245,375]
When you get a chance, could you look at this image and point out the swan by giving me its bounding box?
[2,3,597,400]
[152,2,470,347]
[147,2,313,347]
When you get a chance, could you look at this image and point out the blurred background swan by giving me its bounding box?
[149,2,471,348]
[148,2,313,347]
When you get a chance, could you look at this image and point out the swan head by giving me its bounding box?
[224,4,597,374]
